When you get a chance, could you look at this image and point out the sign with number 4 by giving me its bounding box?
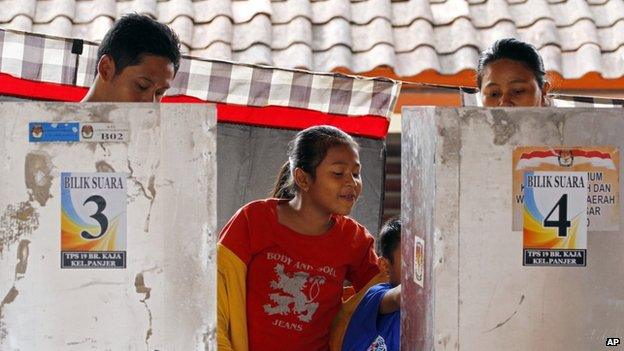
[61,172,127,268]
[523,171,588,267]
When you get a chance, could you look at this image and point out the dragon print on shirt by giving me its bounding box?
[263,263,326,323]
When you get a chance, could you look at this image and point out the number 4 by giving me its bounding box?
[543,194,571,237]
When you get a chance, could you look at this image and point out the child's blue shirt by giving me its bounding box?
[341,283,400,351]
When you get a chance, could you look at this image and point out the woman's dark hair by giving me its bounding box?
[378,217,401,264]
[97,13,181,75]
[271,125,359,199]
[477,38,547,90]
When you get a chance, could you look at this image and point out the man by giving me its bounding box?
[82,14,181,103]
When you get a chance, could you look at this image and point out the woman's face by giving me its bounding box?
[480,58,548,107]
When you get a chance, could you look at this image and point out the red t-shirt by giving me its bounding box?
[219,199,379,351]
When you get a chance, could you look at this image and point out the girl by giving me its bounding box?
[218,125,382,351]
[477,38,551,107]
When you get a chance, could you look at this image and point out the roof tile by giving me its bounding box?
[430,0,471,26]
[598,20,624,51]
[508,0,553,28]
[590,0,624,27]
[350,0,392,25]
[391,0,433,26]
[33,0,76,23]
[271,0,312,24]
[468,0,513,29]
[549,0,593,26]
[1,0,622,79]
[392,19,435,53]
[310,0,352,24]
[192,0,232,23]
[272,17,312,50]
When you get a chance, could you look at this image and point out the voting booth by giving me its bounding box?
[401,107,623,350]
[0,102,216,349]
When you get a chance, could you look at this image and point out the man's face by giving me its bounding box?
[103,54,175,102]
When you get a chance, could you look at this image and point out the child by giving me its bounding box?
[217,125,383,351]
[339,218,401,351]
[81,14,181,103]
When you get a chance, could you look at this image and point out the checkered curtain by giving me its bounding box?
[460,89,624,108]
[0,28,401,119]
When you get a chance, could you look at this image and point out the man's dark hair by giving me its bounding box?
[97,14,181,75]
[378,217,401,264]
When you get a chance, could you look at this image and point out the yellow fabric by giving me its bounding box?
[218,243,249,351]
[329,272,387,351]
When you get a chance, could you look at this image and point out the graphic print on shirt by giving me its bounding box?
[367,335,388,351]
[263,262,327,323]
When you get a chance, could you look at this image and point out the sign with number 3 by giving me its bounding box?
[61,172,127,268]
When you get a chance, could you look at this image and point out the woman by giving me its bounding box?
[477,38,551,107]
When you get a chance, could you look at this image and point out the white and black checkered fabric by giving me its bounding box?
[0,28,401,118]
[460,89,624,108]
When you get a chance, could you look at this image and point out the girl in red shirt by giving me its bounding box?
[218,125,382,351]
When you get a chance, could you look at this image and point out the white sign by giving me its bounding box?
[61,172,127,268]
[523,171,588,267]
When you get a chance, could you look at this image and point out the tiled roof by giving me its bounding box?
[1,0,623,79]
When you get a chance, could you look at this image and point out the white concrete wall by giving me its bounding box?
[0,103,216,350]
[402,107,624,350]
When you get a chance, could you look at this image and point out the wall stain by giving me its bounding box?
[0,202,39,255]
[95,160,116,173]
[127,161,157,233]
[203,324,217,351]
[144,175,156,232]
[66,337,96,346]
[0,286,19,342]
[15,239,30,278]
[24,151,53,206]
[135,273,153,351]
[437,123,461,165]
[484,294,525,333]
[489,110,519,145]
[0,287,18,309]
[86,104,117,123]
[134,273,151,302]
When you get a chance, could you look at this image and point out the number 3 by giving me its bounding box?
[81,195,109,239]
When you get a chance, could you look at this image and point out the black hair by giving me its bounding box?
[271,125,359,200]
[97,13,181,76]
[378,217,401,264]
[477,38,547,90]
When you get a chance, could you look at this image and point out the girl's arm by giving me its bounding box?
[378,284,401,315]
[218,243,249,351]
[217,206,253,351]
